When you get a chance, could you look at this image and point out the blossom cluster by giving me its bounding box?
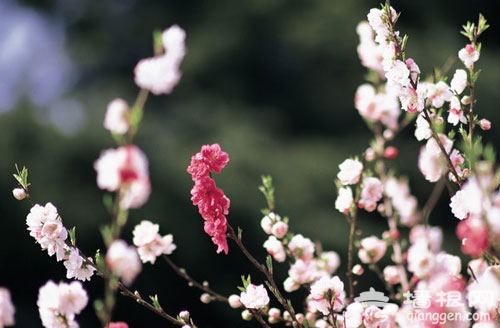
[9,3,500,328]
[26,202,96,281]
[187,143,231,254]
[134,25,186,95]
[37,280,88,328]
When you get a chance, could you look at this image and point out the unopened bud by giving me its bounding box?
[383,146,398,160]
[241,309,253,321]
[200,293,212,304]
[228,294,242,309]
[461,95,471,105]
[352,264,364,275]
[479,118,491,130]
[178,310,190,323]
[12,188,26,200]
[364,148,375,162]
[268,308,281,324]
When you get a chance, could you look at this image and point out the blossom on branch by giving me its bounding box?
[134,25,186,95]
[94,145,151,209]
[37,280,88,328]
[239,284,270,310]
[104,98,130,135]
[308,276,345,315]
[26,202,68,261]
[188,144,230,254]
[132,220,177,264]
[106,240,142,285]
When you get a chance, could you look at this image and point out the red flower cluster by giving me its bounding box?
[187,144,230,254]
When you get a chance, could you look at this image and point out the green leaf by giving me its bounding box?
[69,227,77,246]
[13,164,30,189]
[149,294,163,310]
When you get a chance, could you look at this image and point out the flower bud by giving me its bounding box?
[268,308,281,324]
[479,118,491,130]
[352,264,364,275]
[383,146,398,159]
[178,310,190,323]
[200,293,212,304]
[12,188,26,200]
[241,309,253,321]
[228,294,242,309]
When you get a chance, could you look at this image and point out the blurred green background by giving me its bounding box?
[2,0,500,326]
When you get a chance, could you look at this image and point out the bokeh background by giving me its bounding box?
[2,0,500,326]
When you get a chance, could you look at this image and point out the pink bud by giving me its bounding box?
[479,118,491,130]
[352,264,364,275]
[12,188,26,200]
[106,323,128,328]
[383,146,398,159]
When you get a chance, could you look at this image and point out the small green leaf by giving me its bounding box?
[149,294,163,310]
[266,255,273,274]
[69,227,77,246]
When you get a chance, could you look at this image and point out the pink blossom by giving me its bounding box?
[337,158,363,185]
[239,284,270,309]
[450,177,485,220]
[63,247,96,281]
[37,280,88,328]
[190,175,230,254]
[467,266,500,311]
[132,220,177,264]
[354,84,400,129]
[426,81,453,108]
[398,85,425,113]
[363,306,389,328]
[287,259,318,288]
[104,98,129,134]
[458,44,480,69]
[358,177,383,212]
[356,22,384,74]
[344,302,364,328]
[409,225,442,253]
[448,96,467,126]
[134,25,186,95]
[308,276,345,315]
[383,265,401,284]
[263,236,286,262]
[407,241,435,279]
[384,176,419,226]
[414,113,431,141]
[335,187,354,214]
[386,60,410,91]
[358,235,387,263]
[418,134,453,183]
[260,212,280,235]
[315,251,341,275]
[26,203,68,261]
[456,217,489,258]
[106,323,129,328]
[187,143,229,180]
[94,145,151,209]
[106,240,142,285]
[0,287,15,327]
[450,69,468,94]
[288,234,315,261]
[406,58,420,85]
